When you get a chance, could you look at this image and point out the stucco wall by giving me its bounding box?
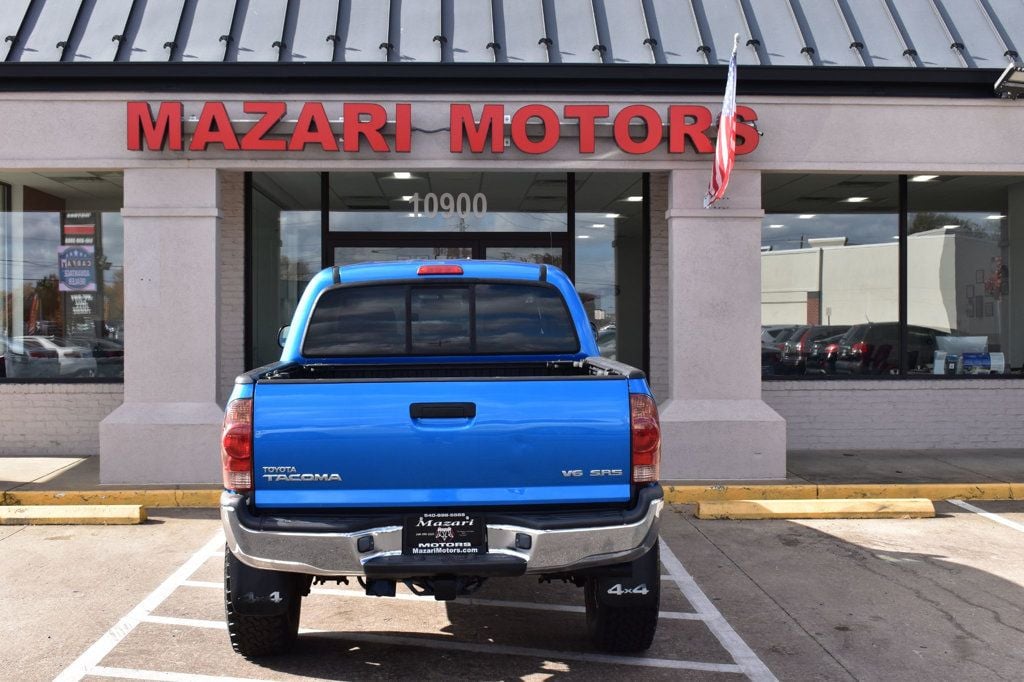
[0,383,122,456]
[0,92,1022,468]
[1,93,1022,174]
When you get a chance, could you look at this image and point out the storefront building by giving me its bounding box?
[0,1,1022,483]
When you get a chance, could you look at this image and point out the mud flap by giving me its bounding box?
[226,551,301,617]
[591,541,661,608]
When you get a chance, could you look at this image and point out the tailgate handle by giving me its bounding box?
[410,402,477,419]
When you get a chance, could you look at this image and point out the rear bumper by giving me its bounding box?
[221,486,663,578]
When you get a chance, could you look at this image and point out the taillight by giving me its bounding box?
[851,341,869,356]
[630,394,661,484]
[417,264,463,275]
[221,399,253,492]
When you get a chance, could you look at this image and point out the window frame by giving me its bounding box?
[245,171,651,376]
[0,188,124,384]
[762,173,1019,381]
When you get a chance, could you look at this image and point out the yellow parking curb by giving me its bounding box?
[1,482,1019,509]
[0,504,147,525]
[696,498,935,520]
[665,482,1019,504]
[2,489,220,508]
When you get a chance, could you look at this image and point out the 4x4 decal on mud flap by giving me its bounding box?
[607,583,651,596]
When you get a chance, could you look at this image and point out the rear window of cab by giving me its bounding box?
[302,282,580,357]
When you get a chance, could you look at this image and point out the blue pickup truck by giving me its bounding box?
[220,260,664,656]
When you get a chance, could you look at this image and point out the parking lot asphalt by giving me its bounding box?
[3,501,1023,681]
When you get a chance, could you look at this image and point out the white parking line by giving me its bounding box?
[179,579,708,620]
[139,616,744,674]
[53,533,225,682]
[660,541,778,682]
[65,532,762,679]
[144,615,226,630]
[88,665,269,682]
[948,499,1024,533]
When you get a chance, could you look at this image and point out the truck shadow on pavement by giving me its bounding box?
[664,503,1024,681]
[93,504,1024,682]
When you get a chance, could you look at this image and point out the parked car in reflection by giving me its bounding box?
[761,325,799,348]
[13,336,96,377]
[596,325,616,358]
[780,325,849,374]
[4,337,60,378]
[834,323,949,375]
[70,337,124,378]
[762,344,783,377]
[804,332,846,375]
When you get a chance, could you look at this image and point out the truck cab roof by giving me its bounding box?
[281,260,598,364]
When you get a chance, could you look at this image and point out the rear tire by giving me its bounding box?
[584,541,660,653]
[224,550,302,657]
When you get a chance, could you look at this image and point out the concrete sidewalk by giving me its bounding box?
[0,456,218,506]
[1,450,1023,506]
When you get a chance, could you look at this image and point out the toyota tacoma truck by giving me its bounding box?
[220,260,663,657]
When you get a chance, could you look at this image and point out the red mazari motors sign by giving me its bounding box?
[127,101,759,156]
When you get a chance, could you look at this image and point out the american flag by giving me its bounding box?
[704,35,740,209]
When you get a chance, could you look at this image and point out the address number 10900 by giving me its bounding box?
[410,192,487,219]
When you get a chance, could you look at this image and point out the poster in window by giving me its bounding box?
[58,245,97,292]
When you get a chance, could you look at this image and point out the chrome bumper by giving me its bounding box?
[221,492,663,577]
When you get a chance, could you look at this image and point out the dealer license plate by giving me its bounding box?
[403,511,486,556]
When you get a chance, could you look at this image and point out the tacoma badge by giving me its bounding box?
[261,465,342,482]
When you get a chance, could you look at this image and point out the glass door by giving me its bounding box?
[483,246,563,269]
[329,240,563,270]
[333,244,473,266]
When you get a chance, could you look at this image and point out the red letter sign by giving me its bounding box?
[510,105,560,154]
[190,102,240,151]
[613,105,662,154]
[450,104,504,153]
[240,102,287,151]
[394,103,412,153]
[667,105,713,154]
[343,103,390,152]
[735,105,760,155]
[127,102,183,151]
[288,103,339,151]
[563,105,608,154]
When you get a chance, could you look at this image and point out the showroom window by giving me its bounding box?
[248,172,649,372]
[249,172,321,368]
[573,172,646,369]
[762,174,1019,379]
[909,177,1014,376]
[0,173,125,381]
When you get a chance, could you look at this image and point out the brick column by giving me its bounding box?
[99,168,223,484]
[658,169,786,480]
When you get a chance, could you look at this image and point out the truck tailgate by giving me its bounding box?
[252,378,631,508]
